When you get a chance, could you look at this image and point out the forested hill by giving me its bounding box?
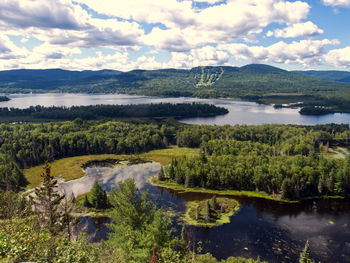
[2,64,350,112]
[294,70,350,83]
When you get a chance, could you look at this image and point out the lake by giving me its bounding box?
[1,93,350,125]
[70,163,350,263]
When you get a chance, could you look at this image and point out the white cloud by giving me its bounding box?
[219,39,339,66]
[0,0,144,49]
[0,0,89,30]
[78,0,311,51]
[322,0,350,7]
[0,34,29,60]
[267,22,323,38]
[324,47,350,68]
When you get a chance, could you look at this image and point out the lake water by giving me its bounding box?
[1,93,350,125]
[70,163,350,263]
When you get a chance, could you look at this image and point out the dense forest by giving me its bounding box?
[0,103,227,121]
[0,118,337,262]
[1,65,350,113]
[170,124,350,199]
[1,117,349,195]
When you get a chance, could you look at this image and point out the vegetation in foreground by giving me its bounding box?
[0,164,269,263]
[183,196,240,227]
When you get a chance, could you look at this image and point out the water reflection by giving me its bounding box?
[72,165,350,263]
[2,93,350,125]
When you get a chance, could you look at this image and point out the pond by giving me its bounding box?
[1,93,350,125]
[63,163,350,263]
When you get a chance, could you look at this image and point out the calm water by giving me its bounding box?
[73,164,350,263]
[1,93,350,125]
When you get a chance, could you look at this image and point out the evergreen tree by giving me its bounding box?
[83,195,91,208]
[32,163,65,236]
[158,167,165,181]
[108,179,176,262]
[90,181,107,209]
[299,240,313,263]
[0,154,27,191]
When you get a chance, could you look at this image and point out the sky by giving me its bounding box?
[0,0,350,71]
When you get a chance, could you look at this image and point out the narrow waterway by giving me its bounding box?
[66,163,350,263]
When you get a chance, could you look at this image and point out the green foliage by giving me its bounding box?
[0,154,27,191]
[32,164,66,236]
[299,240,313,263]
[89,182,108,209]
[169,124,350,199]
[107,178,178,263]
[193,253,266,263]
[0,103,227,121]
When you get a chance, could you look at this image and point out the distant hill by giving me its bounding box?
[0,69,121,82]
[294,70,350,83]
[1,64,350,113]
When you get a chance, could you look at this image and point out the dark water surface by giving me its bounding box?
[2,93,350,125]
[76,166,350,263]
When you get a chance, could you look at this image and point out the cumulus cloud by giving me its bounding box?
[0,0,89,30]
[267,22,323,38]
[322,0,350,7]
[79,0,311,51]
[0,34,29,60]
[324,46,350,68]
[219,39,339,66]
[0,0,144,49]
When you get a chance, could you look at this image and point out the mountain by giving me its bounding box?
[1,64,350,112]
[0,69,121,82]
[294,70,350,83]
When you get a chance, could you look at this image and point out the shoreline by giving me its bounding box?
[149,177,346,204]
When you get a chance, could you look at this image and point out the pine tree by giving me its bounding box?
[90,181,107,209]
[32,163,65,236]
[299,240,313,263]
[83,194,91,208]
[158,167,165,181]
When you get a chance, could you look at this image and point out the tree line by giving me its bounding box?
[0,103,228,120]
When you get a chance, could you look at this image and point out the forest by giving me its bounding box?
[0,117,335,262]
[0,103,228,121]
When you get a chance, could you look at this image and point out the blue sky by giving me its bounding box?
[0,0,349,71]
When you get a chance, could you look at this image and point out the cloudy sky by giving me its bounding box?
[0,0,349,71]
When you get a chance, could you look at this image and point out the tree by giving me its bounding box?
[32,163,65,236]
[158,167,165,181]
[299,240,313,263]
[83,195,91,208]
[90,181,108,209]
[0,154,27,191]
[107,179,177,262]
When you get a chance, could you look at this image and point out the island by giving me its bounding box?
[0,96,10,102]
[184,196,240,227]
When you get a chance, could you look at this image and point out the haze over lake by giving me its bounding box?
[2,93,350,125]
